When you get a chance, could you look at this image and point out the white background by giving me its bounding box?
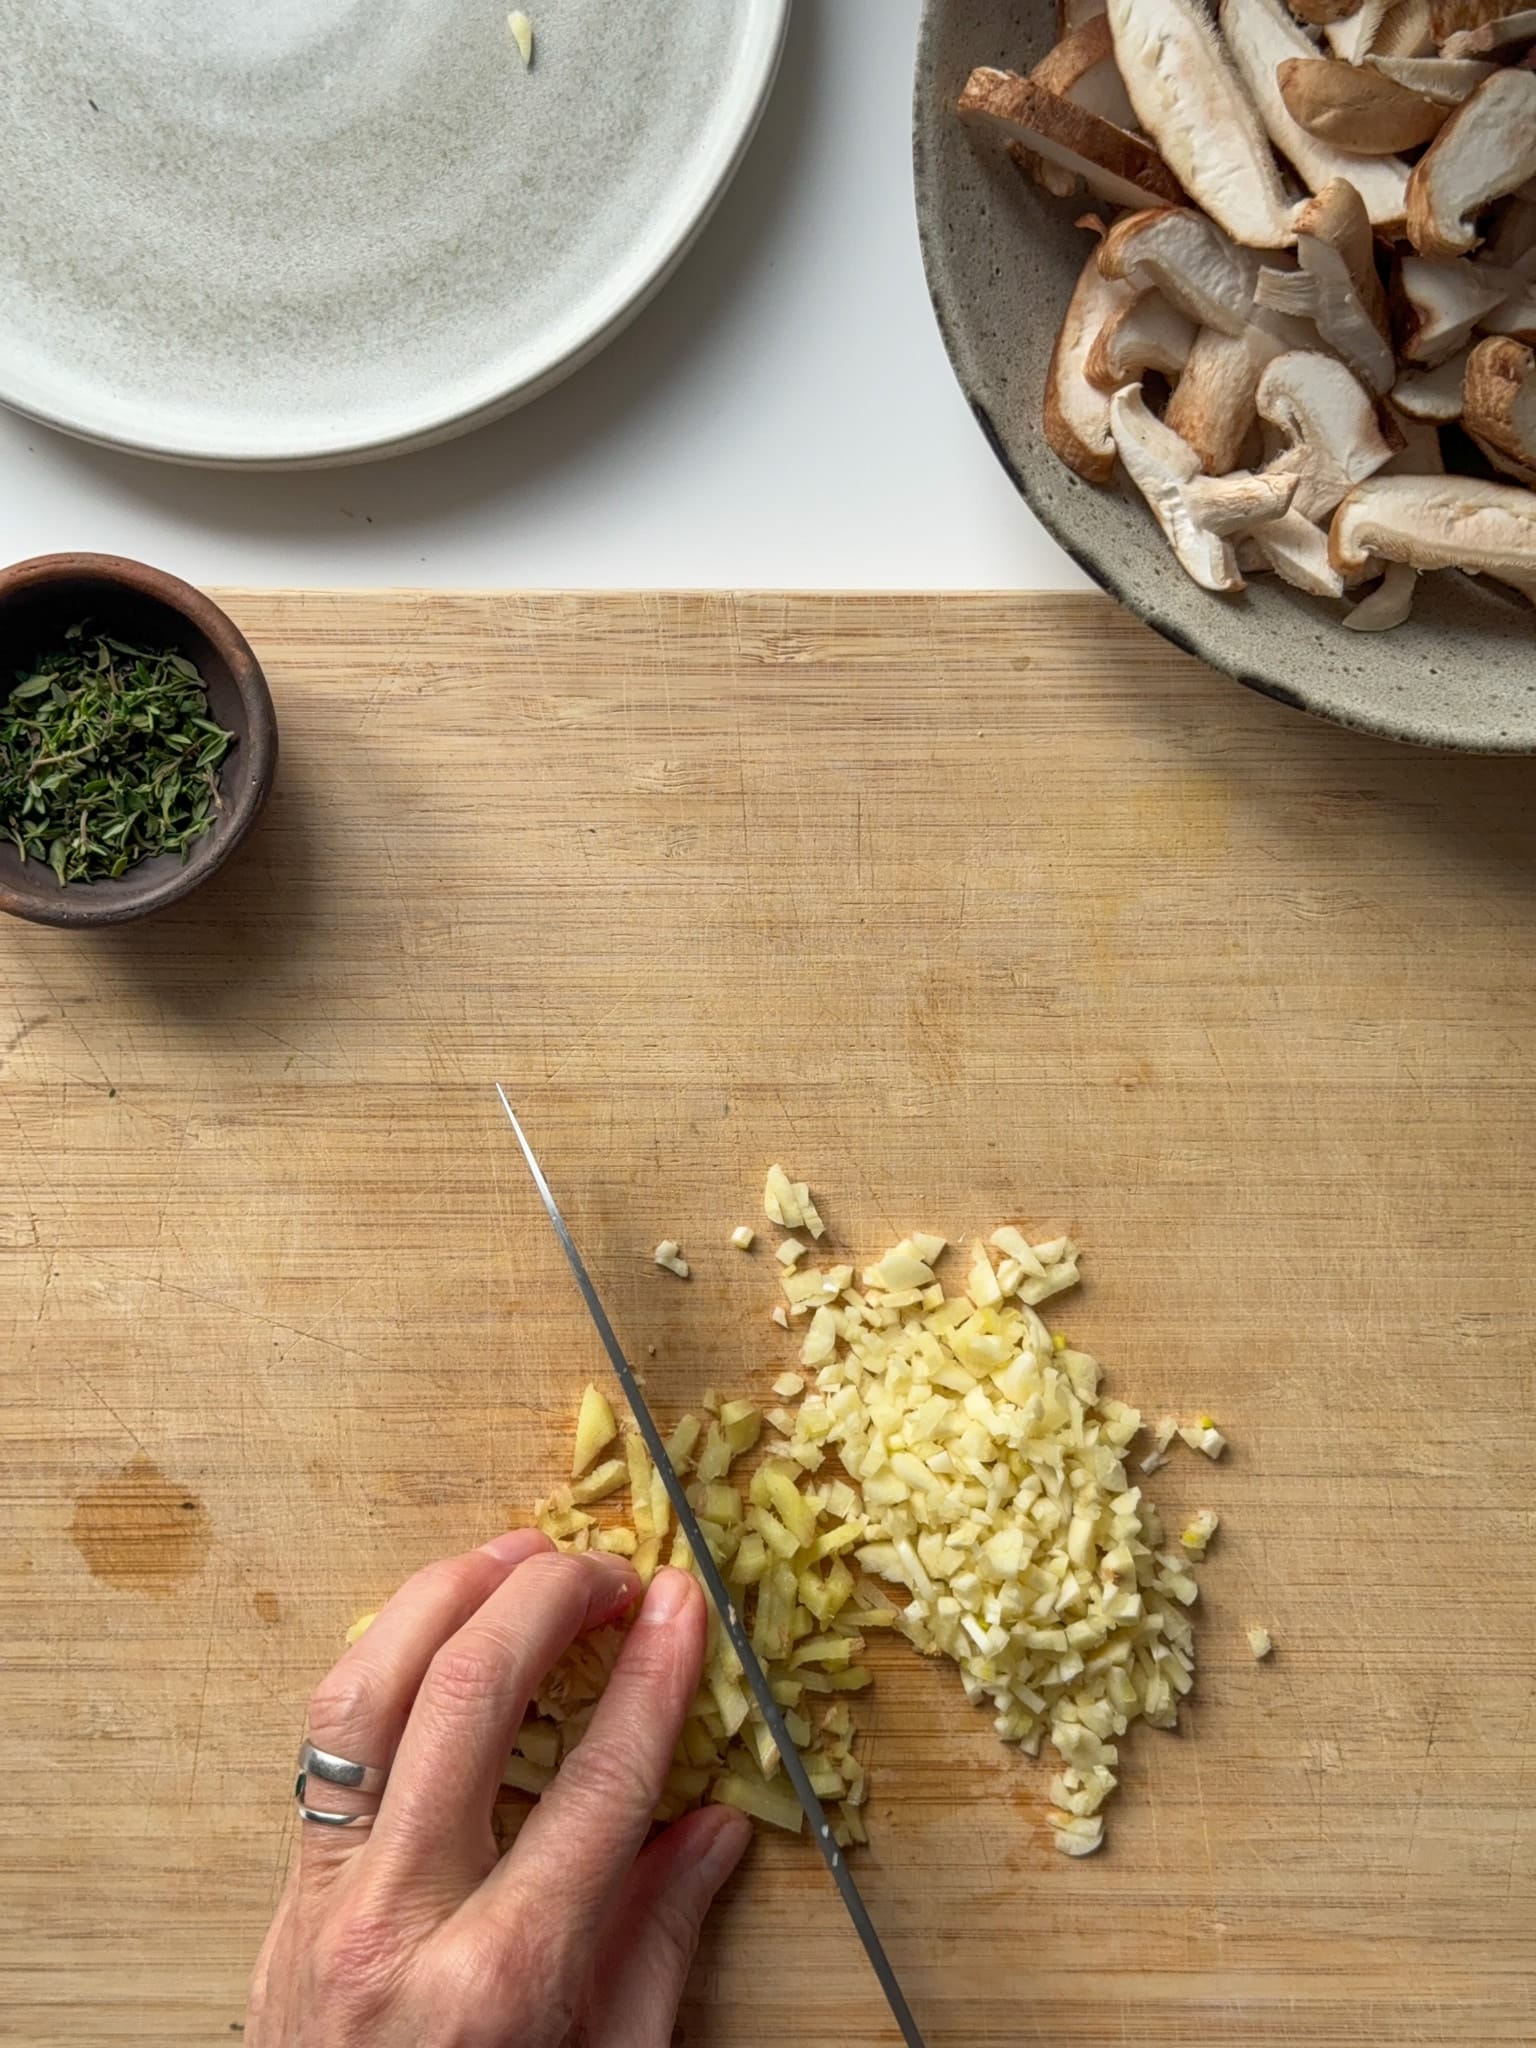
[0,0,1087,593]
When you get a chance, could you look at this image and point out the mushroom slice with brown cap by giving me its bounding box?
[1329,472,1536,581]
[1044,249,1139,480]
[959,69,1184,210]
[1166,324,1289,472]
[1365,54,1497,102]
[1396,253,1511,360]
[1110,384,1299,588]
[1276,56,1451,153]
[1105,0,1297,247]
[1031,15,1141,130]
[1462,334,1536,483]
[1392,345,1472,417]
[1223,0,1412,227]
[1098,207,1261,336]
[1085,290,1198,390]
[1441,8,1536,56]
[1255,180,1397,392]
[1258,350,1401,518]
[1406,70,1536,259]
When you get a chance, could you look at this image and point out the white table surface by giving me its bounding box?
[0,0,1088,595]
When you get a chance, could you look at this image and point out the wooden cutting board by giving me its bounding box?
[2,592,1533,2048]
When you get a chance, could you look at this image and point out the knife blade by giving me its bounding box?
[495,1086,927,2048]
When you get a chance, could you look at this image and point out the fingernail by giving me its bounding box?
[635,1567,693,1627]
[479,1530,546,1564]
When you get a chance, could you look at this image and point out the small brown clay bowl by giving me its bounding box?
[0,554,276,927]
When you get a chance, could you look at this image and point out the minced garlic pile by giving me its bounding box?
[772,1198,1205,1857]
[355,1171,1225,1858]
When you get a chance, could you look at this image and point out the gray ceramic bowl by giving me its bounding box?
[913,0,1536,752]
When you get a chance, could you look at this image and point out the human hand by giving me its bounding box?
[247,1533,752,2046]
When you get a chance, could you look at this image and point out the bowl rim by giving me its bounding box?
[909,0,1535,757]
[0,552,277,926]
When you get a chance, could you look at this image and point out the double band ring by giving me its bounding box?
[295,1740,390,1827]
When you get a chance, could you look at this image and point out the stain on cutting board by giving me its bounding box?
[70,1456,211,1596]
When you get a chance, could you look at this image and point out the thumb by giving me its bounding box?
[582,1805,752,2046]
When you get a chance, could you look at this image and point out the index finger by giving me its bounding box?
[475,1569,708,1962]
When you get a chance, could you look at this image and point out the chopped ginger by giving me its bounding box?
[572,1384,617,1477]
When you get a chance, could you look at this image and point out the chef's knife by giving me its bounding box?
[495,1086,926,2048]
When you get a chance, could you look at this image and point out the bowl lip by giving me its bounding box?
[909,0,1531,758]
[0,552,278,927]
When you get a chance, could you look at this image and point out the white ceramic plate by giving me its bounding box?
[0,0,788,468]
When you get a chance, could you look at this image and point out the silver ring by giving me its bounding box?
[295,1740,389,1827]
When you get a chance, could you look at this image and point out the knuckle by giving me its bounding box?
[555,1730,658,1820]
[424,1639,516,1711]
[517,1548,590,1600]
[415,1551,499,1606]
[307,1667,380,1742]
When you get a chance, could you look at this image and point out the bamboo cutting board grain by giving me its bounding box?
[1,592,1533,2048]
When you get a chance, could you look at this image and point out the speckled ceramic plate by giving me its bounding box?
[913,0,1536,753]
[0,0,787,468]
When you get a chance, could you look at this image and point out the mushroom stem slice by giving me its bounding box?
[1462,335,1536,485]
[1364,54,1497,103]
[1368,54,1499,100]
[1343,560,1420,628]
[1396,253,1511,363]
[1044,250,1139,481]
[1329,472,1536,579]
[1110,384,1298,590]
[1326,0,1433,59]
[1249,508,1348,594]
[1406,69,1536,260]
[1222,0,1412,228]
[1276,56,1449,154]
[959,69,1185,210]
[1255,180,1396,393]
[1391,347,1472,419]
[1440,8,1536,56]
[1084,290,1198,391]
[1105,0,1297,247]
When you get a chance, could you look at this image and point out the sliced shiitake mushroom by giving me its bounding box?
[1406,69,1536,259]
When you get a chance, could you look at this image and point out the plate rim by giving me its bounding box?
[0,0,791,471]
